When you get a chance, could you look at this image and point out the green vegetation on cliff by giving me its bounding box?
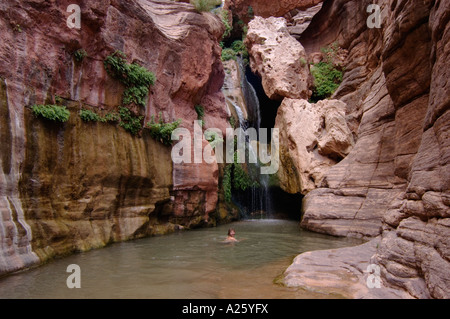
[310,62,343,102]
[146,114,181,146]
[79,109,104,122]
[310,43,344,102]
[219,6,250,65]
[79,109,121,124]
[223,163,259,203]
[223,148,260,203]
[73,49,87,63]
[223,164,233,202]
[194,104,205,127]
[190,0,222,12]
[221,39,249,63]
[104,50,156,108]
[78,103,180,142]
[118,106,144,136]
[220,9,232,39]
[31,104,70,123]
[204,130,224,149]
[221,48,237,61]
[103,51,157,137]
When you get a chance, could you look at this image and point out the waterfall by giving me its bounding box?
[223,58,272,218]
[231,98,246,129]
[239,58,261,132]
[241,59,272,218]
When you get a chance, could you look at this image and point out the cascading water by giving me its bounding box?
[240,58,261,132]
[223,57,273,218]
[242,62,272,217]
[231,98,246,129]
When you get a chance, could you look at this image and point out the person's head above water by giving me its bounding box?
[223,228,239,243]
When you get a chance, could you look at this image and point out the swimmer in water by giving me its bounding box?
[224,228,238,243]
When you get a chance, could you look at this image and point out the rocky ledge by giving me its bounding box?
[279,0,449,298]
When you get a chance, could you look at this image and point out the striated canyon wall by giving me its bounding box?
[0,0,231,276]
[224,0,323,21]
[281,0,449,298]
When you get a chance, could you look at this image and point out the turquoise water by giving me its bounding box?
[0,219,363,299]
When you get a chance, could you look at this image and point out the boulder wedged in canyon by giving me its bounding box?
[245,16,313,100]
[274,98,354,195]
[282,0,450,298]
[0,0,230,276]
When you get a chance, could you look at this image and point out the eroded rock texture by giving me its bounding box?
[284,0,449,298]
[274,99,354,195]
[245,16,313,100]
[0,0,229,275]
[224,0,323,21]
[285,3,324,40]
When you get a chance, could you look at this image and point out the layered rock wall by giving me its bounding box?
[224,0,323,21]
[0,0,229,276]
[284,0,449,298]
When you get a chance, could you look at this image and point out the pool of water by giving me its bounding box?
[0,219,363,299]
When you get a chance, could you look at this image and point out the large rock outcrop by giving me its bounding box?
[244,16,351,199]
[245,16,313,100]
[284,237,412,298]
[274,99,354,194]
[0,0,229,276]
[283,0,449,298]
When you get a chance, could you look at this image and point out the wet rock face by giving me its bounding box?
[284,0,449,298]
[245,16,313,100]
[19,105,174,263]
[0,0,228,275]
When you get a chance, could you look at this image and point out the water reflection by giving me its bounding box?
[0,220,363,299]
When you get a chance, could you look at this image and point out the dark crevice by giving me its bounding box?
[245,66,282,136]
[233,187,304,221]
